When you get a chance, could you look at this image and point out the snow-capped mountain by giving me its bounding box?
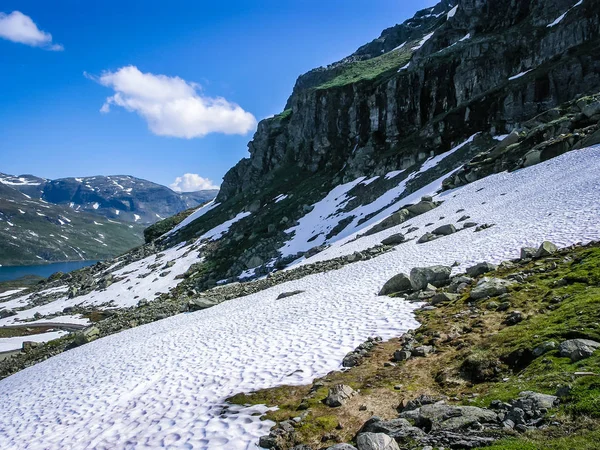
[0,0,599,448]
[0,173,218,225]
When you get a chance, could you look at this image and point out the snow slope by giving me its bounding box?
[0,147,599,449]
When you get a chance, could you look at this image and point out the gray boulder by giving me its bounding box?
[359,416,424,440]
[277,290,305,300]
[432,224,457,236]
[535,241,558,258]
[406,201,437,216]
[520,247,537,259]
[381,233,406,246]
[470,277,514,300]
[379,273,412,296]
[410,266,452,290]
[431,292,459,305]
[512,391,559,411]
[532,341,557,357]
[466,262,498,277]
[356,432,400,450]
[417,233,437,244]
[326,445,357,450]
[400,402,498,431]
[324,384,356,407]
[558,339,600,362]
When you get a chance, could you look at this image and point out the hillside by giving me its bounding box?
[0,172,217,265]
[0,0,599,449]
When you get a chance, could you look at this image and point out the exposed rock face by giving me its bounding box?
[218,0,600,204]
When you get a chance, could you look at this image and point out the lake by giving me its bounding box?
[0,261,99,283]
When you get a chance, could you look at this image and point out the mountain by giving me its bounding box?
[0,1,599,449]
[0,173,218,224]
[0,173,218,265]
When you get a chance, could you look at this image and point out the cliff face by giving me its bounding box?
[218,0,600,203]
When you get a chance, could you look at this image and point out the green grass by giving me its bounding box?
[484,429,600,450]
[314,48,412,90]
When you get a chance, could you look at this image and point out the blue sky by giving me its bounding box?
[0,0,436,191]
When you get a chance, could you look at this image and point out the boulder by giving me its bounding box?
[431,292,459,305]
[432,224,457,236]
[466,262,498,277]
[532,341,557,357]
[379,273,412,296]
[504,311,524,326]
[412,345,434,357]
[470,277,514,300]
[324,384,356,407]
[512,391,559,411]
[381,233,406,246]
[535,241,558,258]
[393,350,412,361]
[406,201,437,216]
[400,402,498,432]
[277,290,305,300]
[359,416,424,441]
[326,445,357,450]
[558,339,600,362]
[417,233,437,244]
[356,432,400,450]
[520,247,537,259]
[410,266,452,290]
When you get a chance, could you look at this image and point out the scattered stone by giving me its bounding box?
[504,311,524,326]
[277,290,305,300]
[558,339,600,362]
[466,262,498,277]
[326,445,357,450]
[22,341,41,352]
[356,432,400,450]
[432,224,457,236]
[359,416,424,441]
[412,345,434,357]
[381,233,406,246]
[325,384,356,407]
[393,350,412,362]
[410,266,452,290]
[520,247,537,259]
[431,292,459,305]
[474,223,495,232]
[417,233,437,244]
[532,341,557,357]
[379,273,412,296]
[463,222,478,228]
[457,215,470,222]
[470,277,514,300]
[406,226,419,233]
[535,241,558,258]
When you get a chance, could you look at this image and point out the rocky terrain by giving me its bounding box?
[0,1,599,448]
[239,241,600,449]
[0,173,217,265]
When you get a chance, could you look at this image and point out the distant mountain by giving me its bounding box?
[0,173,218,265]
[0,173,218,225]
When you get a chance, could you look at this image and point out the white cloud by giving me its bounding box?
[89,66,257,138]
[170,174,219,192]
[0,11,63,50]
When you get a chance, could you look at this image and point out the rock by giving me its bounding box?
[22,341,41,352]
[495,130,520,151]
[325,384,356,407]
[379,273,412,296]
[393,350,412,361]
[431,292,459,305]
[466,262,498,277]
[457,215,470,222]
[188,297,218,311]
[407,226,419,233]
[421,195,433,202]
[277,290,305,300]
[432,224,457,236]
[463,222,478,228]
[326,445,357,450]
[504,311,524,326]
[400,402,498,432]
[417,232,437,244]
[381,233,406,246]
[470,277,514,300]
[410,266,452,291]
[558,339,600,362]
[535,241,558,258]
[532,341,557,357]
[359,416,424,441]
[520,247,537,259]
[412,345,434,357]
[406,201,437,216]
[356,432,400,450]
[512,391,559,411]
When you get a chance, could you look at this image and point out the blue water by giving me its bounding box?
[0,261,99,282]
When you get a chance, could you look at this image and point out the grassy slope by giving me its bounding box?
[228,243,600,449]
